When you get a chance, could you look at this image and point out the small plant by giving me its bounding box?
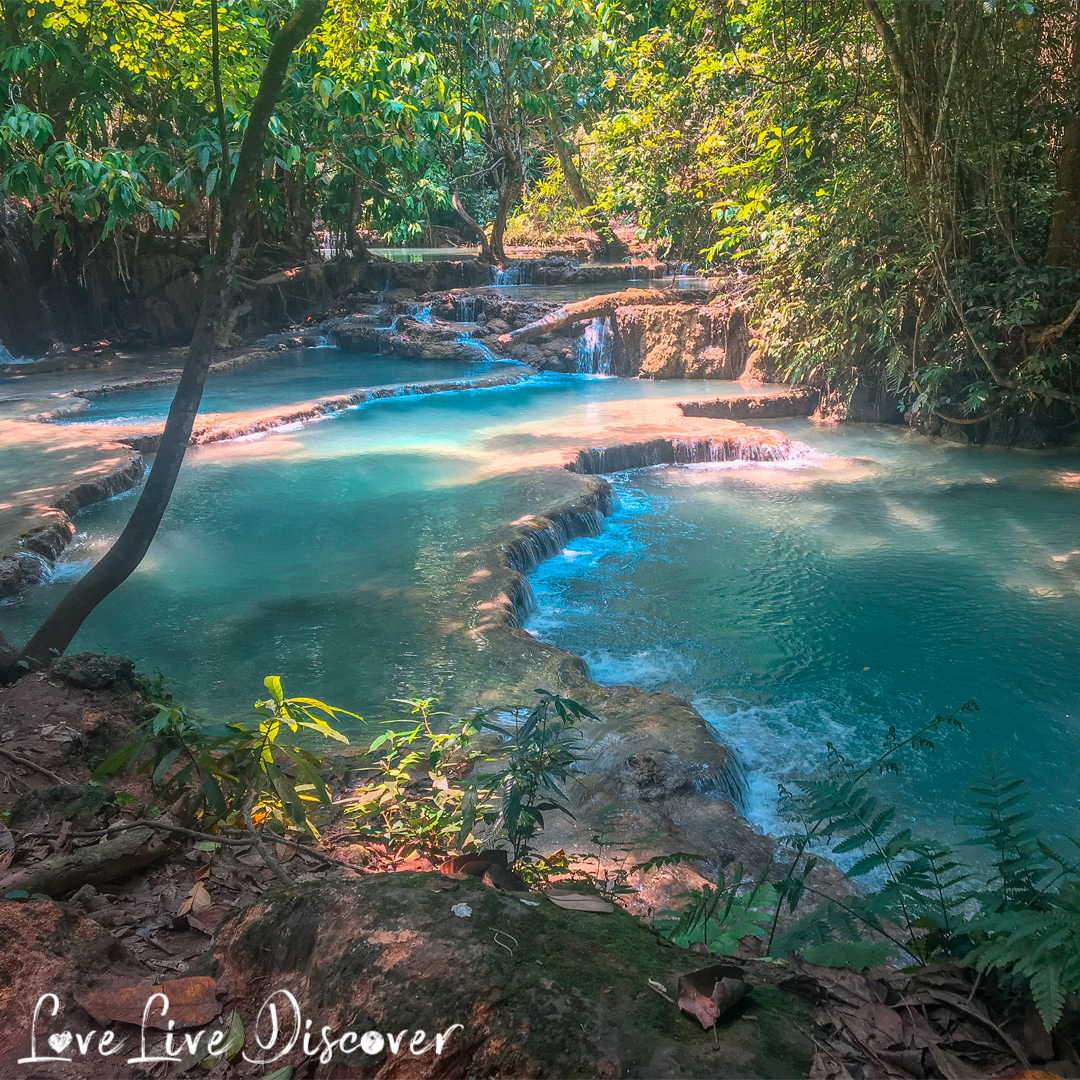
[654,861,773,954]
[339,689,600,871]
[767,705,1080,1031]
[339,698,491,857]
[475,690,600,865]
[94,675,352,840]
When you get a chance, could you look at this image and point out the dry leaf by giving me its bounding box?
[677,964,748,1029]
[929,1042,985,1080]
[76,976,222,1030]
[543,889,614,913]
[178,879,212,917]
[187,904,231,936]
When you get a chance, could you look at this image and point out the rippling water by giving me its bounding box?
[526,420,1080,841]
[4,368,1078,845]
[60,349,507,424]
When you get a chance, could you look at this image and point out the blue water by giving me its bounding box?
[525,421,1080,842]
[61,349,507,424]
[4,365,1079,847]
[2,373,743,717]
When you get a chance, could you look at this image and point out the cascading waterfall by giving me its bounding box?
[454,296,479,322]
[566,433,802,474]
[406,304,433,323]
[454,333,504,364]
[576,317,613,375]
[493,262,531,286]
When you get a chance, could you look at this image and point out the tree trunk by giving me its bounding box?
[488,144,523,266]
[451,185,496,264]
[553,133,627,258]
[12,0,329,677]
[494,287,678,349]
[489,177,520,265]
[1047,9,1080,268]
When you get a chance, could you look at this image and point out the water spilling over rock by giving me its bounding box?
[566,432,796,473]
[576,316,614,375]
[454,295,479,322]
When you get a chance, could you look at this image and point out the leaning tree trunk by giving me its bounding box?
[10,0,328,677]
[1046,8,1080,268]
[451,185,496,264]
[489,178,520,266]
[553,132,627,258]
[488,140,523,266]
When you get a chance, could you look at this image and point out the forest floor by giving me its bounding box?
[0,657,820,1078]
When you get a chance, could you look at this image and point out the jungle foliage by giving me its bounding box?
[3,0,1080,413]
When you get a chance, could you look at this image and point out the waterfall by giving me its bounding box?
[406,304,433,324]
[455,333,502,363]
[566,434,800,474]
[454,295,479,322]
[576,317,613,375]
[493,261,531,286]
[0,339,16,364]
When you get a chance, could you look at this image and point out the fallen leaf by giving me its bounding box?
[76,976,222,1029]
[929,1042,985,1080]
[187,904,230,936]
[677,964,748,1029]
[543,889,614,913]
[178,880,211,917]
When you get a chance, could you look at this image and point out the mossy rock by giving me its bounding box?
[213,872,812,1077]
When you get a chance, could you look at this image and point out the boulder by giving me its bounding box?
[211,872,814,1078]
[50,653,135,691]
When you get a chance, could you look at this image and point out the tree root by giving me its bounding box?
[0,747,65,784]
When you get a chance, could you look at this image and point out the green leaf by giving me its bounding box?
[152,746,183,785]
[91,736,145,780]
[263,676,284,704]
[201,772,228,816]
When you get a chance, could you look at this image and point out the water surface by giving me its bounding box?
[525,421,1080,841]
[61,350,508,424]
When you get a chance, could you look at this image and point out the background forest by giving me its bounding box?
[2,0,1080,426]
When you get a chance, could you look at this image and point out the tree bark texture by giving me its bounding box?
[1047,6,1080,268]
[14,0,329,675]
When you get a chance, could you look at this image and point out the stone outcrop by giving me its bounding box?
[565,430,797,474]
[0,452,145,599]
[207,873,813,1079]
[611,301,751,379]
[678,389,819,420]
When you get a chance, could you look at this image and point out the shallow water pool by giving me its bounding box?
[525,421,1080,842]
[60,349,510,424]
[1,373,749,721]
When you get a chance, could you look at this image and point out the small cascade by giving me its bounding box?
[493,261,532,287]
[406,304,433,324]
[454,333,502,364]
[454,295,479,322]
[575,317,613,375]
[0,339,16,364]
[566,433,798,474]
